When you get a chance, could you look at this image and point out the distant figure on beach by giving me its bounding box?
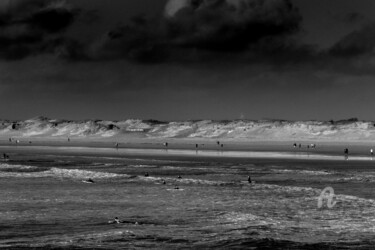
[163,142,168,148]
[310,144,316,149]
[371,149,373,156]
[8,138,11,142]
[217,141,220,145]
[174,186,179,190]
[3,153,9,160]
[87,178,94,183]
[221,144,223,148]
[114,217,120,224]
[299,144,301,148]
[162,180,166,185]
[196,144,198,149]
[115,142,119,149]
[29,141,32,144]
[16,140,20,144]
[68,137,70,142]
[144,172,149,177]
[177,175,182,179]
[344,148,349,155]
[247,175,252,183]
[293,143,297,148]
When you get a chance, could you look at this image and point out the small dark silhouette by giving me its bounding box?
[174,186,179,190]
[68,137,70,142]
[8,138,11,142]
[293,143,297,148]
[299,144,301,148]
[247,175,252,183]
[344,148,349,155]
[115,142,119,149]
[177,175,182,179]
[144,172,149,177]
[196,144,198,148]
[221,144,223,148]
[162,180,166,185]
[371,149,373,156]
[217,141,220,145]
[87,178,94,183]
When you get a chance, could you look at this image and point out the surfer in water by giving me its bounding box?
[247,175,252,184]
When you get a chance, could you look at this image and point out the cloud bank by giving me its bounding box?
[0,0,80,60]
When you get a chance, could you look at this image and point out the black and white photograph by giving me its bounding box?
[1,0,375,249]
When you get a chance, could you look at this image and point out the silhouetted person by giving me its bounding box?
[162,180,166,185]
[144,172,149,177]
[68,137,70,142]
[293,143,297,148]
[177,175,182,179]
[344,148,349,155]
[299,144,301,148]
[115,142,119,149]
[8,138,11,142]
[196,144,198,149]
[174,186,179,190]
[371,149,373,156]
[247,175,252,183]
[87,178,94,183]
[217,141,220,145]
[221,144,223,148]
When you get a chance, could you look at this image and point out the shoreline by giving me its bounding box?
[0,143,374,162]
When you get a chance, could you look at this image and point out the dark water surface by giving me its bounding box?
[1,151,375,249]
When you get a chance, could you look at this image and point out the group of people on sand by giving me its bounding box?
[293,143,374,158]
[8,138,20,144]
[2,153,9,160]
[293,143,316,149]
[162,141,224,149]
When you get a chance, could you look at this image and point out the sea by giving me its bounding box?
[1,148,375,249]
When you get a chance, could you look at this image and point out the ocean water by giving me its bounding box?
[1,152,375,249]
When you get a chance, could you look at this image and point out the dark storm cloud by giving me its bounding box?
[0,0,80,60]
[342,12,366,24]
[329,23,375,57]
[89,0,305,63]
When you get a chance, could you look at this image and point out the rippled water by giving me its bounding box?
[1,153,375,249]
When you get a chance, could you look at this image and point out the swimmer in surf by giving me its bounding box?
[247,175,252,184]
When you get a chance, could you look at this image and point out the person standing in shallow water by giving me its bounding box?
[247,175,252,184]
[371,149,373,156]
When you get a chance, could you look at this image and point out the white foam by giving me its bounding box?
[0,166,128,179]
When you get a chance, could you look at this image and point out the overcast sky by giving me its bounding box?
[1,0,375,121]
